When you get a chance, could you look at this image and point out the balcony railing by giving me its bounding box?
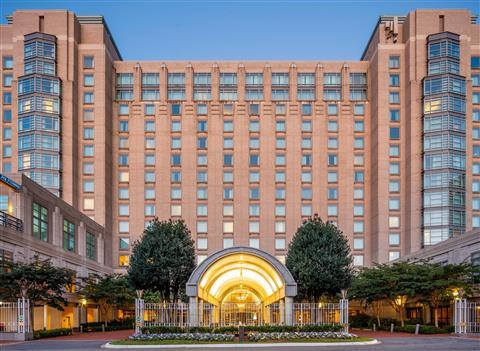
[0,211,23,232]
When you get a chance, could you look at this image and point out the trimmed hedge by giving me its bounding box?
[394,324,451,334]
[80,318,134,332]
[34,328,72,339]
[141,324,342,335]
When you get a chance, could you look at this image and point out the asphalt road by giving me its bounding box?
[0,337,479,351]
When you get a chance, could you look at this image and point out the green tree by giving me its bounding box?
[285,215,354,301]
[349,266,390,326]
[127,219,196,302]
[0,257,74,330]
[79,274,135,324]
[417,262,477,327]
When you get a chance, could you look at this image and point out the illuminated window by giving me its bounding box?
[83,198,94,210]
[223,222,234,233]
[119,255,130,267]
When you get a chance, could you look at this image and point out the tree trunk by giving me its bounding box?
[434,308,439,328]
[400,307,404,327]
[376,311,381,327]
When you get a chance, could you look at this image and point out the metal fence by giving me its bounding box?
[136,299,348,332]
[0,299,30,334]
[293,303,341,326]
[0,211,23,232]
[455,299,480,334]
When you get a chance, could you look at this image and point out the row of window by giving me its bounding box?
[117,118,366,134]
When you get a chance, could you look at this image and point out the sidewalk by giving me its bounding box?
[352,328,479,339]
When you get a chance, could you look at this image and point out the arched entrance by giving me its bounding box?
[186,247,297,326]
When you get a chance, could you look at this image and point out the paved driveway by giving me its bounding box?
[0,337,478,351]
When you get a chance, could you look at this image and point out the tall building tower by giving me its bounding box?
[0,9,478,272]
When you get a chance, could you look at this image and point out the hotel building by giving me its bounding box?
[0,9,479,274]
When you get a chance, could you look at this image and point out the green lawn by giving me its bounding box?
[111,337,374,345]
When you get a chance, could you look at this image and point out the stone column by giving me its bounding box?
[279,299,285,325]
[97,233,104,265]
[52,206,62,248]
[78,221,86,257]
[188,297,198,327]
[285,297,294,326]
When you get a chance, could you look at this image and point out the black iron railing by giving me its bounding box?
[0,211,23,232]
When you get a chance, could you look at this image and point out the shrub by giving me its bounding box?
[391,324,451,334]
[131,333,235,342]
[248,331,358,342]
[348,313,374,328]
[141,324,342,335]
[34,328,72,339]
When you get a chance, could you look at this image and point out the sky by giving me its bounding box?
[0,0,478,61]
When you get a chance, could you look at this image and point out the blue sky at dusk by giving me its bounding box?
[1,0,478,60]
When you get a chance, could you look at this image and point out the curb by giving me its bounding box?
[102,339,380,348]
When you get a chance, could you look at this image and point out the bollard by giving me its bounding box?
[390,323,394,333]
[102,324,105,332]
[415,324,420,335]
[373,323,376,332]
[80,325,83,333]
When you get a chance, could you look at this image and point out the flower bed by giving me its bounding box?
[130,332,235,342]
[247,331,358,342]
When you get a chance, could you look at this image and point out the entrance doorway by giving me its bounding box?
[186,247,297,326]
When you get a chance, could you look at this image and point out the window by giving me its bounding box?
[302,104,312,115]
[389,233,400,246]
[389,56,400,68]
[223,222,234,233]
[389,74,400,86]
[3,109,12,122]
[353,255,364,266]
[84,74,94,86]
[353,238,364,250]
[119,120,129,132]
[354,221,364,233]
[328,204,338,216]
[327,104,338,115]
[328,120,338,132]
[249,221,260,233]
[390,162,400,175]
[354,104,364,115]
[224,120,233,132]
[84,92,94,104]
[389,216,400,228]
[250,171,260,182]
[83,180,94,193]
[389,92,400,104]
[198,120,208,132]
[354,204,364,216]
[118,104,129,115]
[145,104,155,115]
[354,188,364,199]
[32,203,48,242]
[471,56,480,69]
[390,109,400,121]
[328,171,338,183]
[249,120,259,132]
[328,154,337,166]
[119,237,130,251]
[390,145,400,157]
[3,74,12,87]
[275,238,286,250]
[389,198,400,210]
[389,251,400,261]
[224,154,233,166]
[3,56,13,69]
[224,205,233,216]
[83,145,94,157]
[63,219,75,252]
[83,127,94,140]
[276,120,285,132]
[354,121,364,132]
[249,104,260,115]
[249,238,260,249]
[83,56,94,68]
[301,120,312,132]
[328,138,338,149]
[3,92,12,105]
[354,137,364,149]
[86,233,96,260]
[275,221,286,233]
[171,104,182,115]
[119,255,130,266]
[328,188,338,200]
[145,204,156,216]
[390,127,400,139]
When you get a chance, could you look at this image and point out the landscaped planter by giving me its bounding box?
[247,331,358,342]
[130,333,235,342]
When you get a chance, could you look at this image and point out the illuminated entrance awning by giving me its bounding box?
[186,247,297,306]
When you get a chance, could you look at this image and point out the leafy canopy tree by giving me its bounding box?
[0,257,74,330]
[79,274,135,324]
[416,262,477,328]
[128,219,196,302]
[286,215,354,302]
[349,261,477,327]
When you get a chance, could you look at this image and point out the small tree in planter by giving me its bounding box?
[79,274,134,326]
[286,215,354,301]
[0,257,74,331]
[128,219,196,302]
